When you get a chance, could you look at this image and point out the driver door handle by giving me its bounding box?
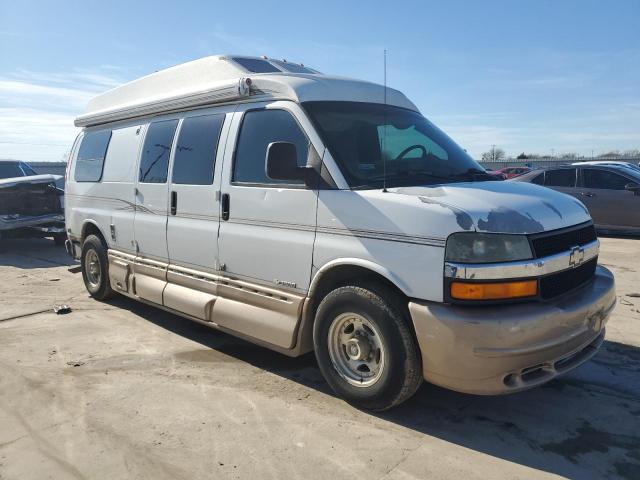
[170,191,177,215]
[221,193,230,221]
[580,191,595,197]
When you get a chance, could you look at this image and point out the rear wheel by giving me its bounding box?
[313,284,423,411]
[81,234,114,300]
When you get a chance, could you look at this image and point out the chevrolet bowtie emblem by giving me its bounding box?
[569,245,585,267]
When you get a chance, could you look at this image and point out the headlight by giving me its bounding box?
[445,232,533,263]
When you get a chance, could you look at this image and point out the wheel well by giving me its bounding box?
[81,222,106,245]
[297,265,412,353]
[311,265,406,306]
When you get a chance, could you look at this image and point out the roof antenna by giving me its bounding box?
[382,49,388,193]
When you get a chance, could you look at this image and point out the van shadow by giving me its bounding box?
[107,295,640,480]
[0,237,77,268]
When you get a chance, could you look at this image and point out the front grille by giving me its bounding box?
[539,257,597,299]
[530,223,597,258]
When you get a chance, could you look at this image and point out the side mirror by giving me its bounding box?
[266,142,310,185]
[625,183,640,195]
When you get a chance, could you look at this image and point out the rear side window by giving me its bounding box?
[233,109,309,185]
[172,114,225,185]
[75,130,112,182]
[582,169,630,190]
[139,120,178,183]
[544,169,576,187]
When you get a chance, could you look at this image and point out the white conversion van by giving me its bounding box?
[65,55,616,410]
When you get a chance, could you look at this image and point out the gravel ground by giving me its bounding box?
[0,236,638,480]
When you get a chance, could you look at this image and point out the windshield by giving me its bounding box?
[19,162,37,176]
[0,162,25,179]
[303,101,485,189]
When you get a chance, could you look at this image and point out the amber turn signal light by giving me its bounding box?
[450,280,538,300]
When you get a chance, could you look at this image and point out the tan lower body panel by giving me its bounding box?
[107,250,304,350]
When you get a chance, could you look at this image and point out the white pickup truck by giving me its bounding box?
[64,55,616,410]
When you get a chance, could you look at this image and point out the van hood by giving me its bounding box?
[390,181,590,234]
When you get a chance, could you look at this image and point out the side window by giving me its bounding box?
[74,130,112,182]
[139,120,178,183]
[582,169,630,190]
[172,114,224,185]
[233,109,309,185]
[531,172,544,185]
[545,168,576,187]
[101,126,142,182]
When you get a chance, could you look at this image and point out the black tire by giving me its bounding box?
[313,284,423,411]
[53,233,66,246]
[81,234,114,300]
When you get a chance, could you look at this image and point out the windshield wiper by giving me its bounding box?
[351,171,463,190]
[364,171,456,182]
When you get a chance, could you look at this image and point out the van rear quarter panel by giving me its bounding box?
[66,123,142,254]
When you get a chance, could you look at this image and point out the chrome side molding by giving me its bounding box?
[107,249,304,349]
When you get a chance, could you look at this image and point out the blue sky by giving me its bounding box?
[1,0,639,161]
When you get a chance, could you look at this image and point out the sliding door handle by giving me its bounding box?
[221,193,230,221]
[170,191,177,215]
[580,191,595,198]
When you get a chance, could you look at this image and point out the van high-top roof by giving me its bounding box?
[75,55,418,128]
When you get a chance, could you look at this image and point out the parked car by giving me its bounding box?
[512,164,640,234]
[490,166,532,179]
[65,55,615,410]
[571,160,640,173]
[0,160,66,244]
[485,169,507,180]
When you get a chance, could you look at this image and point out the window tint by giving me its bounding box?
[582,169,631,190]
[139,120,178,183]
[0,162,24,179]
[232,57,281,73]
[531,172,544,185]
[19,162,37,176]
[544,168,576,187]
[303,101,481,189]
[75,130,112,182]
[233,109,309,185]
[269,60,317,74]
[172,115,224,185]
[377,124,448,162]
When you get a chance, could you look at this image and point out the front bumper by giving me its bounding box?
[0,213,64,232]
[409,265,616,395]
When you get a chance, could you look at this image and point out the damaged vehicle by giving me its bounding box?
[65,55,616,411]
[0,160,66,244]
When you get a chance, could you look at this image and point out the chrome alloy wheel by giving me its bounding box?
[84,249,101,288]
[327,312,386,387]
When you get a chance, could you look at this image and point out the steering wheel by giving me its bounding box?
[394,144,427,161]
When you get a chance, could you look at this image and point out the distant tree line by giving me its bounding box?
[481,148,640,161]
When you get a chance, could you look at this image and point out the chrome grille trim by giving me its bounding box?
[444,239,599,280]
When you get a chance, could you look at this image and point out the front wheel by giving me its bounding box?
[81,235,114,300]
[313,285,423,411]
